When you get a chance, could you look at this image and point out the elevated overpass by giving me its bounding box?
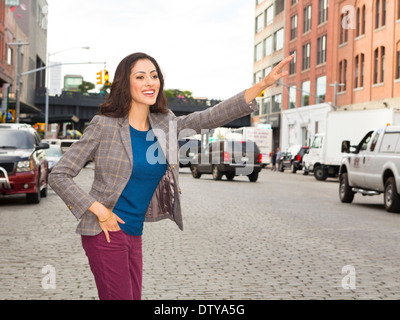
[32,89,251,132]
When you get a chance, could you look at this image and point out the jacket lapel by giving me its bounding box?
[118,117,133,167]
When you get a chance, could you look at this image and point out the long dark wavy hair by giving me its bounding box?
[99,52,168,117]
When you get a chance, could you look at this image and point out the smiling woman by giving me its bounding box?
[99,52,168,117]
[48,51,293,300]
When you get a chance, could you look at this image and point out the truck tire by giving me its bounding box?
[225,172,235,180]
[212,165,222,180]
[314,166,328,181]
[248,171,259,182]
[191,164,201,179]
[26,176,41,204]
[384,177,400,213]
[339,173,354,203]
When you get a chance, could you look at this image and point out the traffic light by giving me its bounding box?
[258,90,265,98]
[104,69,110,86]
[96,70,103,85]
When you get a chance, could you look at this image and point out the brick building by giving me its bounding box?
[253,0,286,148]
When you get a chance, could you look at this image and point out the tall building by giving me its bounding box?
[253,0,286,148]
[0,0,47,123]
[283,0,332,110]
[255,0,400,151]
[333,0,400,110]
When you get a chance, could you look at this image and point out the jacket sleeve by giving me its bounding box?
[173,90,258,135]
[48,115,103,220]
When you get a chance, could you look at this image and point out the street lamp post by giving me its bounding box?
[45,46,90,136]
[8,41,30,124]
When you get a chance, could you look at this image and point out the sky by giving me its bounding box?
[46,0,256,100]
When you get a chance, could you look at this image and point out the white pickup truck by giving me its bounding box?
[338,125,400,213]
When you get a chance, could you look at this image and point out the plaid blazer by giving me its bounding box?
[48,90,257,235]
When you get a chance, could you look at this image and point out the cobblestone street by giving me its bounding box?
[1,165,400,300]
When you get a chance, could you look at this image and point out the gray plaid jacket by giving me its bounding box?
[48,91,257,235]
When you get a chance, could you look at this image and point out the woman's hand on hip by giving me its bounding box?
[89,201,125,243]
[98,210,125,243]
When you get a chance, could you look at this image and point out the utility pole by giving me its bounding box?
[8,41,30,123]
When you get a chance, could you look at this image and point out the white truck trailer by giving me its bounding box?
[229,125,273,167]
[303,108,400,181]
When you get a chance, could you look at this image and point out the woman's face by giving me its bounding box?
[129,59,160,107]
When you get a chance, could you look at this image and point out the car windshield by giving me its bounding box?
[46,146,63,157]
[0,130,35,149]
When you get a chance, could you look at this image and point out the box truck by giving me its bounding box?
[303,108,400,181]
[229,125,273,167]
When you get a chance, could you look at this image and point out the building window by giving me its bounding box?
[373,46,385,84]
[289,50,296,75]
[291,14,298,40]
[317,35,327,65]
[292,0,298,5]
[316,76,326,103]
[382,0,386,27]
[275,0,284,16]
[272,94,282,112]
[301,81,310,107]
[303,5,312,33]
[375,0,386,29]
[376,0,381,29]
[398,0,400,20]
[262,97,270,115]
[340,12,349,44]
[264,66,272,78]
[360,53,365,87]
[274,28,284,51]
[7,47,12,65]
[318,0,328,24]
[339,59,347,92]
[396,50,400,80]
[302,43,311,70]
[381,46,385,83]
[265,36,272,56]
[255,42,263,62]
[289,86,297,109]
[265,5,274,26]
[255,13,264,33]
[254,70,262,84]
[374,48,379,84]
[355,55,359,88]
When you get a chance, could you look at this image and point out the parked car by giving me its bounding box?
[190,140,262,182]
[339,125,400,213]
[0,123,49,203]
[280,145,309,173]
[45,145,63,172]
[178,138,201,168]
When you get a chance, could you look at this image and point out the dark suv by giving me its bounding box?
[280,145,309,173]
[0,123,49,203]
[190,140,262,182]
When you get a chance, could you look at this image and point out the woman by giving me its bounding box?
[49,52,294,300]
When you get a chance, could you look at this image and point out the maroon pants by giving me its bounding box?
[81,230,143,300]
